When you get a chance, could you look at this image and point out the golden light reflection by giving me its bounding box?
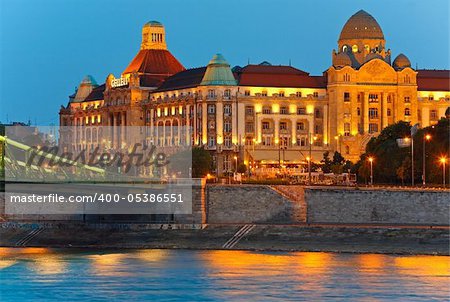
[135,249,168,263]
[394,256,450,276]
[0,260,17,269]
[202,250,292,276]
[28,256,68,275]
[357,253,386,269]
[90,253,130,277]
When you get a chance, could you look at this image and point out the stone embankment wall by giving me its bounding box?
[205,185,450,226]
[205,185,305,224]
[304,187,450,225]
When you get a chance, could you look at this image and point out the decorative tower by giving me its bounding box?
[141,21,167,50]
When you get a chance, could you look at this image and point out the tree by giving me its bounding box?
[355,118,450,185]
[237,163,247,174]
[321,151,332,173]
[191,147,212,178]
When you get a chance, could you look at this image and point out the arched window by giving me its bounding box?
[342,45,348,53]
[345,145,350,154]
[404,108,411,116]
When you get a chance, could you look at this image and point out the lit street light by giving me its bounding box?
[368,156,374,186]
[422,134,431,186]
[440,157,447,187]
[308,133,317,185]
[234,155,238,173]
[334,135,341,154]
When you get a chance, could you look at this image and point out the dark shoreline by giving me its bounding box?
[2,223,449,256]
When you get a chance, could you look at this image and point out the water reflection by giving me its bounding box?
[0,249,448,301]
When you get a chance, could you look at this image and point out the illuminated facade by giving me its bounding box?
[60,11,450,174]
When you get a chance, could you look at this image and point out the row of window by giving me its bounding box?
[244,106,320,117]
[75,115,102,126]
[260,121,308,131]
[243,91,317,98]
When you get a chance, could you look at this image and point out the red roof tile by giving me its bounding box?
[123,49,185,76]
[236,65,326,88]
[417,70,450,91]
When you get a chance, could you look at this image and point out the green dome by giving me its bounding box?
[81,75,97,86]
[200,54,237,86]
[144,21,163,27]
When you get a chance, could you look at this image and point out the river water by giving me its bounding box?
[0,248,448,301]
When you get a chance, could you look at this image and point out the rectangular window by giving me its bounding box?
[208,136,215,147]
[224,136,232,148]
[296,91,302,97]
[224,89,231,98]
[245,122,254,133]
[244,90,250,96]
[430,110,438,120]
[279,91,285,97]
[207,104,215,114]
[315,109,321,118]
[404,108,411,116]
[280,106,288,114]
[369,123,378,134]
[313,92,319,97]
[297,107,306,115]
[344,92,350,102]
[404,96,411,103]
[207,90,216,99]
[369,94,379,103]
[262,107,271,114]
[369,108,378,119]
[344,123,350,136]
[245,106,254,115]
[387,108,391,116]
[224,121,232,132]
[262,122,270,130]
[296,122,305,131]
[279,122,287,130]
[224,104,232,115]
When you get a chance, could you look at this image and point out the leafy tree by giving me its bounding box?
[332,151,345,165]
[321,151,332,173]
[191,147,212,178]
[356,118,450,185]
[237,163,247,174]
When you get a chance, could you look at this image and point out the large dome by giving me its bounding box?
[339,10,384,40]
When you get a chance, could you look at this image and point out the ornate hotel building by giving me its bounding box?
[60,10,450,175]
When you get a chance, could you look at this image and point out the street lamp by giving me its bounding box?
[440,157,447,187]
[308,133,317,185]
[306,156,311,185]
[368,156,374,186]
[234,155,238,173]
[334,135,341,154]
[422,134,431,186]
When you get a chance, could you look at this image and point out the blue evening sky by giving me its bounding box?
[0,0,449,125]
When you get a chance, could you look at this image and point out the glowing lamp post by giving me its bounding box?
[234,155,238,173]
[368,156,374,186]
[308,134,317,185]
[440,157,447,187]
[422,134,431,186]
